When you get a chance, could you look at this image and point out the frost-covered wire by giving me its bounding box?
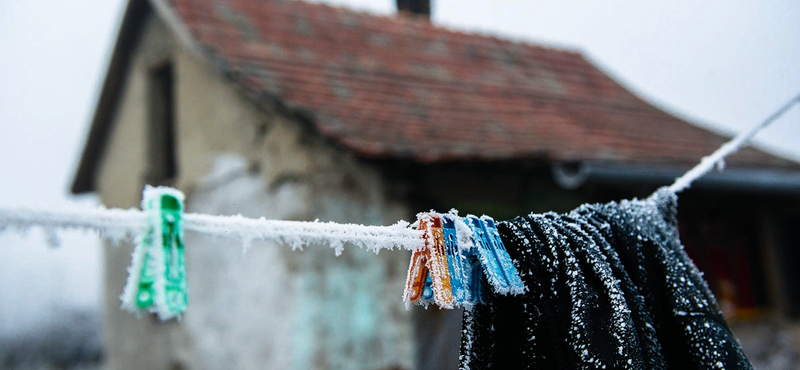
[0,206,145,241]
[183,213,423,253]
[0,206,425,253]
[668,93,800,193]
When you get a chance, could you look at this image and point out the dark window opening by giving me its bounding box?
[145,62,177,185]
[679,212,768,321]
[771,213,800,318]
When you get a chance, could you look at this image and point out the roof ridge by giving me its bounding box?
[217,0,583,56]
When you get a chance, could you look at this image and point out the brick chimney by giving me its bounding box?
[396,0,430,18]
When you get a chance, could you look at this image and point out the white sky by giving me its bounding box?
[0,0,798,332]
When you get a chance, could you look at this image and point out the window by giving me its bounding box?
[770,212,800,318]
[145,62,177,185]
[679,212,768,321]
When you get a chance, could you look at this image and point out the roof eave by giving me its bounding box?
[70,0,152,194]
[553,161,800,194]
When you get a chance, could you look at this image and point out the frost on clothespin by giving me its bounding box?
[426,214,454,308]
[464,215,525,296]
[403,212,455,309]
[481,215,525,295]
[452,213,484,307]
[443,214,473,307]
[405,212,527,309]
[121,186,188,320]
[403,222,431,309]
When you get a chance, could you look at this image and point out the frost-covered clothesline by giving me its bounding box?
[0,204,423,254]
[669,92,800,193]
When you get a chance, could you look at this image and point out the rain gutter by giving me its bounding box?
[552,161,800,194]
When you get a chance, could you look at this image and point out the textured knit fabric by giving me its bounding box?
[459,188,753,370]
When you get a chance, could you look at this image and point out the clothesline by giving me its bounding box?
[0,206,423,253]
[0,93,797,252]
[669,92,800,193]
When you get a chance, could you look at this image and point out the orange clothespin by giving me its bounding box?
[403,212,454,309]
[425,213,454,308]
[403,234,430,308]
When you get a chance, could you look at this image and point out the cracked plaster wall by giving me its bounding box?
[95,12,414,370]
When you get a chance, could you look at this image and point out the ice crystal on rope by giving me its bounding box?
[0,206,424,254]
[459,188,753,370]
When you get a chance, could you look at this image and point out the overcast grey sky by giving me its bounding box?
[0,0,798,332]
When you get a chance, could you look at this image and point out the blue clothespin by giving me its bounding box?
[465,247,484,304]
[465,215,525,295]
[442,214,471,305]
[448,214,485,306]
[465,215,510,294]
[121,186,188,320]
[481,215,525,295]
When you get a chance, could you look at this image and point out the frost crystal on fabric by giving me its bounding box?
[459,188,753,369]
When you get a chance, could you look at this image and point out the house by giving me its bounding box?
[71,0,800,368]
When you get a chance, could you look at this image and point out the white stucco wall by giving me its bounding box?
[95,11,415,370]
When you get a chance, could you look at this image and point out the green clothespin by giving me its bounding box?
[121,186,187,320]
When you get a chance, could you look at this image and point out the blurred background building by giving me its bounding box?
[2,0,799,369]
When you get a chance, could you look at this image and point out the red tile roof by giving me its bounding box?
[171,0,794,168]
